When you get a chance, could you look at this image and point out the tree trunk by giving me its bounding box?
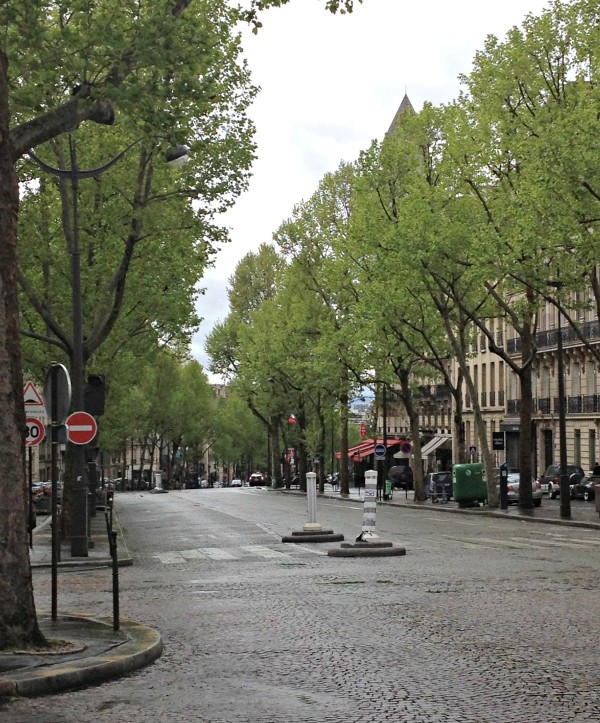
[518,320,535,510]
[397,368,425,500]
[339,387,350,495]
[0,50,46,650]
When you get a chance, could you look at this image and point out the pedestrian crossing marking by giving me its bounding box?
[153,544,298,564]
[239,545,293,559]
[179,549,206,559]
[155,552,187,564]
[196,547,237,560]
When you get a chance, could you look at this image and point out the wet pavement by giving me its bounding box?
[0,508,160,699]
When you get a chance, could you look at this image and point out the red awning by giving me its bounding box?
[336,438,402,460]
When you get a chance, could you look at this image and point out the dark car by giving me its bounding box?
[570,476,596,502]
[388,465,413,490]
[425,471,453,502]
[248,473,265,487]
[537,464,585,499]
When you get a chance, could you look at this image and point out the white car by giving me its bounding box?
[230,479,242,487]
[497,472,543,506]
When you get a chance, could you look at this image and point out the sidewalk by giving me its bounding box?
[0,506,161,699]
[29,504,132,569]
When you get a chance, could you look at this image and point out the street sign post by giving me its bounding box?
[374,443,386,459]
[25,418,46,446]
[66,411,97,446]
[43,364,71,425]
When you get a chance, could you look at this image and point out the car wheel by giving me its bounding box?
[583,489,591,502]
[533,498,542,507]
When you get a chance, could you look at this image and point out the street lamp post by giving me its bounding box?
[556,303,571,519]
[28,136,189,555]
[548,273,571,520]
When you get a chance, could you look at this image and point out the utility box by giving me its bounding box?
[453,463,487,506]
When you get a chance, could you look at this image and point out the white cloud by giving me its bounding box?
[193,0,551,378]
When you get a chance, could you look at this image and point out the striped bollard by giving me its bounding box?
[328,468,406,556]
[359,469,379,541]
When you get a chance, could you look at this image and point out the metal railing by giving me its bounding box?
[104,497,120,631]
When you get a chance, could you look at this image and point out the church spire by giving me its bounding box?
[386,93,415,136]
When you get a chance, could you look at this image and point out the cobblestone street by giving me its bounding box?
[3,488,599,722]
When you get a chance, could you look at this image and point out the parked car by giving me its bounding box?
[33,480,63,513]
[230,478,242,487]
[497,472,543,507]
[248,473,265,487]
[425,471,453,501]
[388,465,413,490]
[569,476,596,501]
[538,464,585,499]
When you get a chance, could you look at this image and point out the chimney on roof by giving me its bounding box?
[386,93,415,136]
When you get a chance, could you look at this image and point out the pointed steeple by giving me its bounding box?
[386,93,415,136]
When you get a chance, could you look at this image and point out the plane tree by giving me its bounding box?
[0,0,364,651]
[274,163,366,495]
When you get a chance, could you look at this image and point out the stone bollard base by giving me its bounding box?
[328,541,406,557]
[282,529,344,543]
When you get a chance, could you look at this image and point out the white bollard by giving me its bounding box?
[359,469,379,541]
[304,472,322,531]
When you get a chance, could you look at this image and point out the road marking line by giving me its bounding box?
[510,536,596,548]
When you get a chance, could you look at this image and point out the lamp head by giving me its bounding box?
[165,145,190,168]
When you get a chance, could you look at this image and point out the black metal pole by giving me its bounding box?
[382,384,388,498]
[556,307,571,518]
[51,365,59,620]
[69,138,89,556]
[28,448,33,549]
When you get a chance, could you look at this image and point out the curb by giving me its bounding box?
[0,616,163,698]
[271,487,600,531]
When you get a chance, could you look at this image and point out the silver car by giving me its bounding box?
[497,472,543,507]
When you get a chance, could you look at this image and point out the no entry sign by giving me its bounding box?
[66,411,97,445]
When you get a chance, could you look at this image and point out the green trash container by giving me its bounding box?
[452,463,486,506]
[383,479,392,500]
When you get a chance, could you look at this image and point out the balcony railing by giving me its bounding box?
[489,391,496,406]
[507,319,600,355]
[583,394,600,413]
[507,398,520,415]
[537,397,551,414]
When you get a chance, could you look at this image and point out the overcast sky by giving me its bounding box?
[192,0,551,378]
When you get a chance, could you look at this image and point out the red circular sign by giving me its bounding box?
[66,411,97,445]
[25,418,46,447]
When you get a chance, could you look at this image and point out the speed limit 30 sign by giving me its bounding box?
[26,417,46,446]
